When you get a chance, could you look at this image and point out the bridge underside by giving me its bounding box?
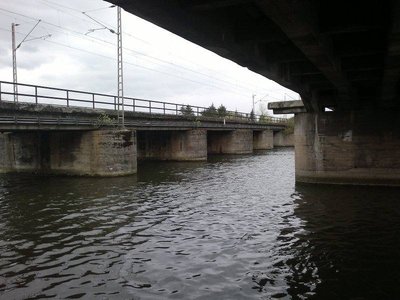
[110,0,400,112]
[111,0,400,185]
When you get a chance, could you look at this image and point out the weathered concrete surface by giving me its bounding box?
[273,132,294,147]
[268,100,306,114]
[208,130,253,154]
[295,111,400,186]
[137,129,207,161]
[0,130,137,176]
[0,133,13,172]
[253,130,273,150]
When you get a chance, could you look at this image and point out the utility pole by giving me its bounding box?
[11,20,44,103]
[12,23,18,102]
[252,94,256,113]
[117,6,124,127]
[83,5,123,127]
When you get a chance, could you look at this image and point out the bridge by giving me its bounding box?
[111,0,400,186]
[0,81,290,176]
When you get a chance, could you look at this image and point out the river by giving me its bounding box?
[0,148,399,299]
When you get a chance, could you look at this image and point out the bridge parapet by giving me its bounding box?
[0,81,288,129]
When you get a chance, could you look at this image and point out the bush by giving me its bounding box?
[95,112,116,127]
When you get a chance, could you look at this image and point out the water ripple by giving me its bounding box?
[1,149,400,299]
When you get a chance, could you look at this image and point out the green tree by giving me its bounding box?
[217,104,227,117]
[202,103,217,117]
[180,104,194,116]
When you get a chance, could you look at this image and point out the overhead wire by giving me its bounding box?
[33,0,286,94]
[0,27,258,99]
[0,4,295,100]
[0,7,271,97]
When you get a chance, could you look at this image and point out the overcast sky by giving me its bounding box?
[0,0,298,115]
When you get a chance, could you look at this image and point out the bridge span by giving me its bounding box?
[0,81,290,176]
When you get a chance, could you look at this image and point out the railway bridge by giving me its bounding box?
[0,81,289,176]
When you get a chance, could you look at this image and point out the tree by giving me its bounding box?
[180,105,194,116]
[249,109,255,122]
[202,103,217,117]
[217,104,227,117]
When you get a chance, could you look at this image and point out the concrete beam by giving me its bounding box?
[268,100,306,114]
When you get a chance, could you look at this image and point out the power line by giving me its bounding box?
[27,1,286,94]
[0,6,297,99]
[0,8,265,96]
[0,27,256,99]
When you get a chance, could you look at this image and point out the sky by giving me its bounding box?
[0,0,299,115]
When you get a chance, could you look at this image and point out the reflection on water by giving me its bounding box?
[0,148,399,299]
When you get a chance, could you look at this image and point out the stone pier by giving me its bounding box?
[0,130,137,176]
[295,110,400,186]
[137,129,207,161]
[207,129,253,154]
[253,130,274,150]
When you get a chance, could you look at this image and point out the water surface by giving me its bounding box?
[0,148,399,299]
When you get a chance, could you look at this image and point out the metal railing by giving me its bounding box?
[0,81,288,124]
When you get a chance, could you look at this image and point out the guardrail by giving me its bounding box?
[0,81,288,124]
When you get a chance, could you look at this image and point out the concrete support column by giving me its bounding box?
[207,129,253,154]
[137,129,207,161]
[295,110,400,186]
[253,130,273,150]
[0,130,137,176]
[273,131,294,147]
[50,130,137,176]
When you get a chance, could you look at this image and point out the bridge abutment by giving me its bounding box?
[253,130,274,150]
[207,129,253,154]
[0,130,137,176]
[295,110,400,186]
[137,129,207,161]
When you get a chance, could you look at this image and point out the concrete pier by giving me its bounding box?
[137,129,207,161]
[273,131,294,147]
[253,130,274,150]
[295,110,400,186]
[207,129,253,154]
[0,130,137,176]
